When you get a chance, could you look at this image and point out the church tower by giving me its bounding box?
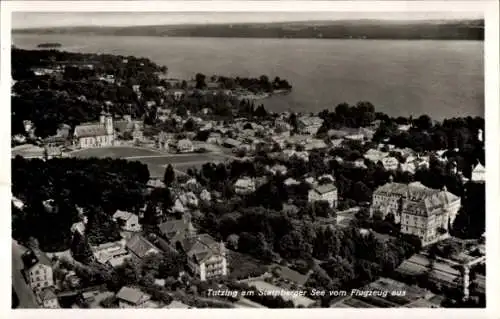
[99,109,106,125]
[105,113,113,136]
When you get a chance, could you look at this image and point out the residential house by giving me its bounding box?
[396,254,462,290]
[308,183,338,208]
[274,119,292,132]
[471,163,485,183]
[92,241,131,268]
[330,139,344,148]
[222,138,242,149]
[234,177,256,195]
[180,234,228,282]
[305,176,318,187]
[145,100,156,108]
[268,164,288,175]
[12,196,25,210]
[166,89,186,101]
[200,189,212,202]
[284,177,301,186]
[31,67,57,76]
[207,132,222,145]
[353,158,367,168]
[147,178,165,189]
[158,217,196,247]
[156,107,172,122]
[116,286,152,308]
[177,139,194,153]
[71,219,87,236]
[318,174,335,184]
[344,134,365,141]
[304,139,328,151]
[381,157,399,171]
[126,235,161,261]
[61,270,81,289]
[364,149,388,162]
[370,181,461,246]
[400,162,417,174]
[297,116,324,135]
[36,287,59,308]
[99,74,115,84]
[112,210,142,232]
[132,85,141,94]
[22,249,54,292]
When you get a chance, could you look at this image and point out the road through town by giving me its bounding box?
[12,240,39,308]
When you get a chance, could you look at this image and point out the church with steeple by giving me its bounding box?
[73,108,115,148]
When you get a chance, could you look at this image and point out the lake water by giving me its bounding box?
[12,34,484,120]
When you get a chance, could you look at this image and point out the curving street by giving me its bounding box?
[12,240,39,309]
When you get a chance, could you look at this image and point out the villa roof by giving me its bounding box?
[181,234,222,263]
[312,183,337,195]
[158,219,194,242]
[113,210,137,221]
[38,288,57,301]
[116,286,149,305]
[126,235,159,259]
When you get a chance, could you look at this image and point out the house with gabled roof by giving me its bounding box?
[126,234,161,261]
[92,240,130,268]
[158,216,196,248]
[308,183,338,208]
[36,287,59,308]
[471,163,485,183]
[116,286,152,308]
[112,210,141,232]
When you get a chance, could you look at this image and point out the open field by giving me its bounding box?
[69,146,230,178]
[70,146,164,158]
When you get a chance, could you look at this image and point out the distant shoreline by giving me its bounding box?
[12,19,484,41]
[14,33,484,41]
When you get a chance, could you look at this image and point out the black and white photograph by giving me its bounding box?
[2,0,499,316]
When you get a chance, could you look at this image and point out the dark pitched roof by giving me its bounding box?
[312,183,337,195]
[158,219,193,241]
[126,235,160,259]
[116,286,149,305]
[38,287,57,301]
[181,234,222,263]
[22,249,52,270]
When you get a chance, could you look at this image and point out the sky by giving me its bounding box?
[12,11,484,29]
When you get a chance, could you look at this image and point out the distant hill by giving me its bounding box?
[13,19,484,40]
